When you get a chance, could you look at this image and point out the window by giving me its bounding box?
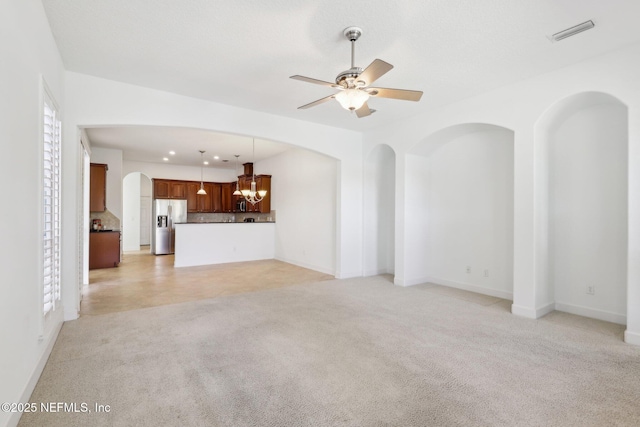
[43,90,61,316]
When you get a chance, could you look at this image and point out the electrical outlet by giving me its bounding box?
[466,266,471,274]
[586,285,595,295]
[484,269,489,277]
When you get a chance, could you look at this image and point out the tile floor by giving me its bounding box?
[82,248,334,316]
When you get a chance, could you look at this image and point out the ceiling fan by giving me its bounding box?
[290,26,423,118]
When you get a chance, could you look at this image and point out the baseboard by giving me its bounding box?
[624,330,640,346]
[425,277,513,300]
[275,256,335,277]
[511,304,536,319]
[394,276,430,287]
[511,302,554,319]
[363,268,392,277]
[535,302,556,318]
[555,302,626,325]
[8,318,63,427]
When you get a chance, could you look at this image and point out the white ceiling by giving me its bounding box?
[85,127,291,168]
[42,0,640,165]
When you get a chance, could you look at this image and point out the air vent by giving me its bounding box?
[549,20,595,43]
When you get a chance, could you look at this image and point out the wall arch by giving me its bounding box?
[363,144,396,276]
[401,123,515,300]
[89,125,341,276]
[535,91,628,324]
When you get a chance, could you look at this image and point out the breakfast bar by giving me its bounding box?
[174,222,275,268]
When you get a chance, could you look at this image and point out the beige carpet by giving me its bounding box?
[19,276,640,426]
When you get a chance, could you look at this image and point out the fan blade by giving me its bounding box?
[290,75,338,88]
[355,102,373,118]
[368,87,423,102]
[356,59,393,86]
[298,94,335,110]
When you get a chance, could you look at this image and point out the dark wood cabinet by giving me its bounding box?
[221,182,235,212]
[154,176,271,214]
[187,182,214,212]
[154,179,171,199]
[154,179,187,199]
[255,176,271,213]
[201,183,214,212]
[170,181,186,199]
[89,231,120,269]
[186,182,199,212]
[211,183,222,212]
[90,163,107,212]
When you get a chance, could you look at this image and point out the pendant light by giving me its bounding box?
[241,139,267,205]
[197,150,207,195]
[233,155,242,196]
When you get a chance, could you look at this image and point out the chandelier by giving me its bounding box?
[241,139,267,205]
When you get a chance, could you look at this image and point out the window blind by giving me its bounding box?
[43,96,61,315]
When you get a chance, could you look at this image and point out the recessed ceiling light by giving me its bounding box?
[163,157,169,161]
[169,151,175,155]
[203,161,209,165]
[214,156,219,160]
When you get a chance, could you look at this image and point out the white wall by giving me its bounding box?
[90,147,123,220]
[363,145,395,276]
[0,2,66,427]
[364,42,640,344]
[122,173,142,251]
[548,101,628,323]
[64,73,363,285]
[259,148,337,275]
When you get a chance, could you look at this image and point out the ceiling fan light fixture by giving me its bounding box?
[335,89,369,111]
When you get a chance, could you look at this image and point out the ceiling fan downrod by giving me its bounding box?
[344,26,362,70]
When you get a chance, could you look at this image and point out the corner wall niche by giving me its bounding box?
[363,144,396,276]
[404,123,515,298]
[544,92,628,324]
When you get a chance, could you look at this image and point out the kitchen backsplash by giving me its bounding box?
[90,209,121,230]
[187,211,276,223]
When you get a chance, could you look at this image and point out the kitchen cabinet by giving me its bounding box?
[186,182,199,212]
[154,179,187,199]
[89,231,120,269]
[90,163,108,212]
[221,182,235,212]
[154,176,271,214]
[211,183,222,212]
[187,182,214,212]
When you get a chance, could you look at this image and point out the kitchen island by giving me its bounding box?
[174,222,275,268]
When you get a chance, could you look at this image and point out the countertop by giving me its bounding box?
[176,222,275,224]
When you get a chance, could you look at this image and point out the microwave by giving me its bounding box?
[236,200,246,212]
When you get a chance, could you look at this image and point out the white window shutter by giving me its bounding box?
[43,96,61,316]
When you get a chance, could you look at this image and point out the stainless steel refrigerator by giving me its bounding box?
[152,199,187,255]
